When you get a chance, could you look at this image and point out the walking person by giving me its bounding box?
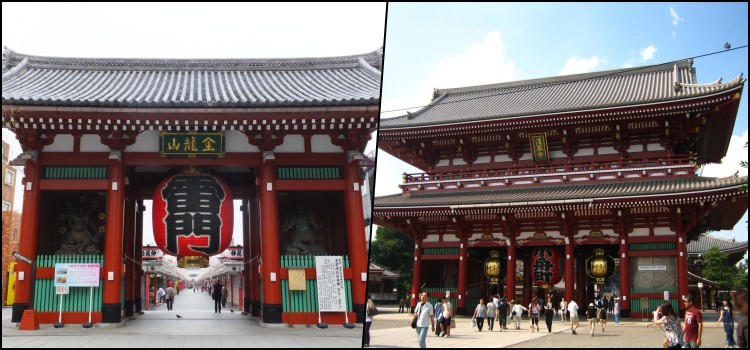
[486,296,497,331]
[221,283,228,308]
[585,302,598,337]
[165,283,175,311]
[472,299,487,332]
[682,294,703,348]
[733,289,747,348]
[440,297,452,337]
[399,297,406,313]
[716,298,737,348]
[413,292,435,348]
[433,298,443,336]
[157,286,166,305]
[544,297,555,333]
[364,295,377,347]
[652,304,665,331]
[559,297,568,323]
[613,298,621,325]
[598,301,608,332]
[649,301,683,348]
[567,299,580,335]
[212,280,223,313]
[498,297,509,331]
[511,300,527,330]
[528,296,541,332]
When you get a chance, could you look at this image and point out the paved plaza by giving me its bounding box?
[369,305,741,348]
[1,288,362,348]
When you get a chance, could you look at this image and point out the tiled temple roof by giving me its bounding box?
[687,233,748,255]
[2,48,381,108]
[375,175,746,207]
[380,59,744,128]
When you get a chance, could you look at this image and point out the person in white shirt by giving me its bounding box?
[560,297,568,323]
[510,300,527,330]
[567,299,580,335]
[413,292,435,348]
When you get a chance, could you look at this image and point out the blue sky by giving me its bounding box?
[376,3,748,242]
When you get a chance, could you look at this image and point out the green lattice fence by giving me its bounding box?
[280,255,352,312]
[34,255,104,312]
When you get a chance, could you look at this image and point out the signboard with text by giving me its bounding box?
[315,256,347,312]
[160,132,225,157]
[529,133,550,163]
[54,263,100,287]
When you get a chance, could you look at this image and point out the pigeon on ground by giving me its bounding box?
[176,315,183,319]
[230,309,234,313]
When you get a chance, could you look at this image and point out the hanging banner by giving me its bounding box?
[315,256,347,312]
[54,263,100,287]
[529,132,550,163]
[160,132,224,158]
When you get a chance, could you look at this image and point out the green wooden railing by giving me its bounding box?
[423,248,459,255]
[631,298,679,315]
[43,166,108,179]
[276,167,342,180]
[629,242,676,251]
[280,255,352,312]
[34,255,104,312]
[423,287,458,293]
[630,288,678,294]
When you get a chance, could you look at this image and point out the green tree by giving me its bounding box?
[370,226,414,298]
[702,246,740,288]
[735,258,748,288]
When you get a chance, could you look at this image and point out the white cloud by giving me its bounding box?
[622,62,634,69]
[426,31,517,91]
[640,45,658,62]
[670,6,684,26]
[700,130,749,178]
[558,55,605,75]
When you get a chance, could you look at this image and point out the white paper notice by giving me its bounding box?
[315,256,347,312]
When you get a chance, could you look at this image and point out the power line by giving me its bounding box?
[379,45,748,115]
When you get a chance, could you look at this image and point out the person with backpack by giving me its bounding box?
[433,298,443,336]
[585,302,598,337]
[164,283,176,311]
[598,302,608,333]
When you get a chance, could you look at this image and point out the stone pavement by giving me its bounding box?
[2,288,363,348]
[369,305,743,348]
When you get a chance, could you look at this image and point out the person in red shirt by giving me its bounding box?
[682,294,703,348]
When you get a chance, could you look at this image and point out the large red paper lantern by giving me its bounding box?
[531,247,563,288]
[153,173,233,258]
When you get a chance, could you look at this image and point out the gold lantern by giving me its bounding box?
[585,248,615,284]
[484,250,502,285]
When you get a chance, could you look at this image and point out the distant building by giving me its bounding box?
[2,140,20,305]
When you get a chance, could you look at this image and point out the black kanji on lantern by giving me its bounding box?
[533,247,554,284]
[161,175,226,255]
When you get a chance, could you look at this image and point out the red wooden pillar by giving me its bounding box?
[102,151,125,323]
[134,200,144,314]
[506,238,516,301]
[248,197,261,317]
[522,251,531,306]
[411,238,423,312]
[565,239,574,304]
[259,156,282,323]
[144,273,150,311]
[343,158,368,323]
[123,195,136,317]
[676,208,689,313]
[11,151,41,323]
[457,235,467,315]
[618,211,630,316]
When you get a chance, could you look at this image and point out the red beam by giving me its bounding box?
[275,180,345,191]
[39,179,109,190]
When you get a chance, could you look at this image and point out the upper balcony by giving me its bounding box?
[400,155,696,192]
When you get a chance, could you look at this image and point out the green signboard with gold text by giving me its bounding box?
[160,132,224,157]
[529,132,549,163]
